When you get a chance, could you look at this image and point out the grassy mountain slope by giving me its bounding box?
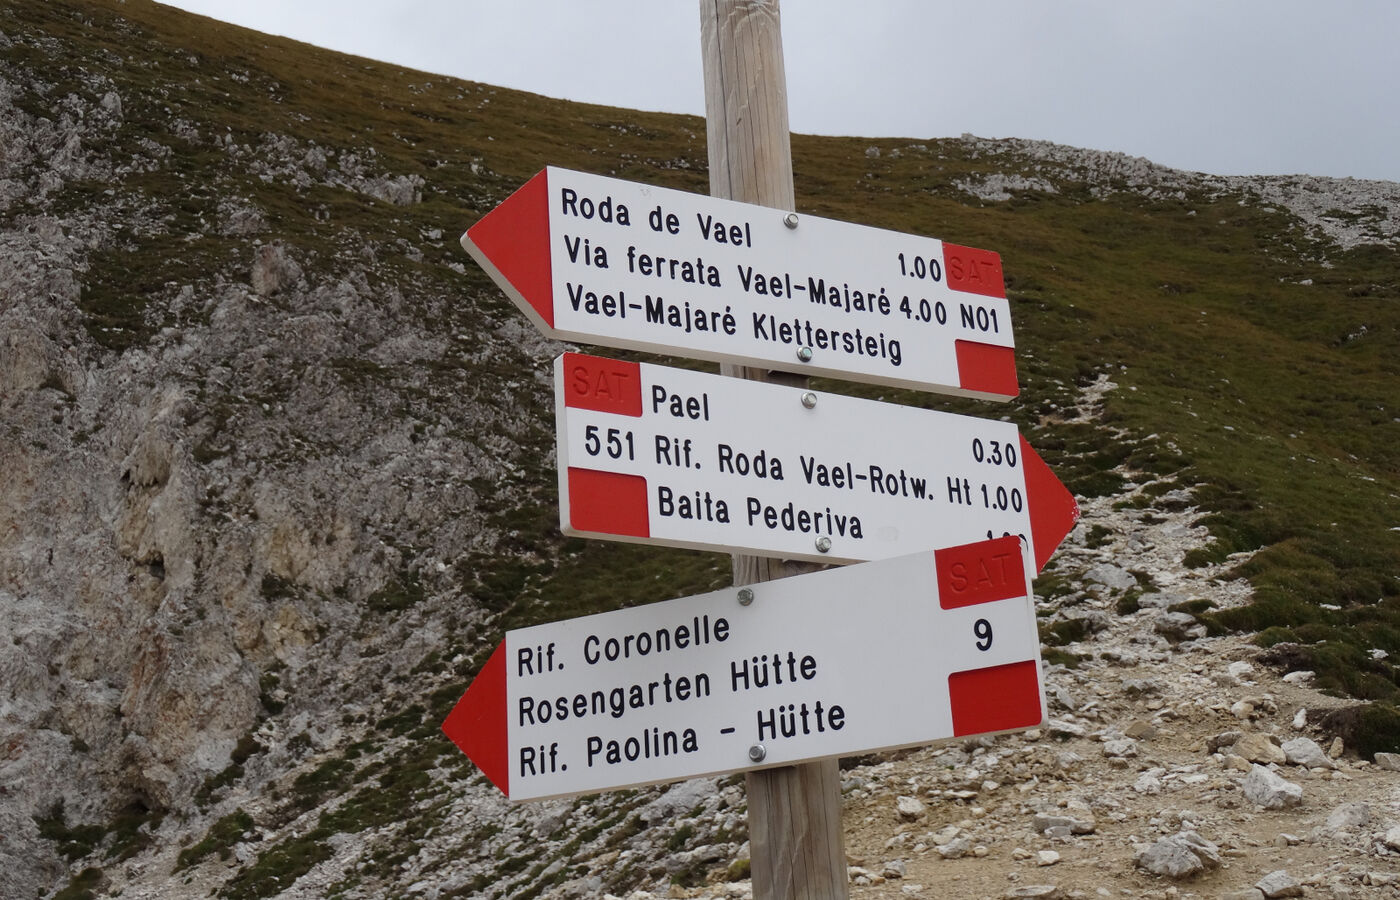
[2,0,1398,897]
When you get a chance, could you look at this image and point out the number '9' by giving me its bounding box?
[974,618,993,651]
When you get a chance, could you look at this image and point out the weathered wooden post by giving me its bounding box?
[699,2,849,897]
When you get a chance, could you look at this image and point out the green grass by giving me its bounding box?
[178,810,256,869]
[51,868,103,900]
[364,568,426,615]
[34,800,164,867]
[35,803,106,863]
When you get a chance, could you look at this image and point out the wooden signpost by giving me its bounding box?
[698,5,849,894]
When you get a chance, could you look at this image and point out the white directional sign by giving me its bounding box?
[443,536,1045,801]
[554,352,1079,571]
[463,166,1019,399]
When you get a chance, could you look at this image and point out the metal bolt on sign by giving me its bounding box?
[737,587,755,606]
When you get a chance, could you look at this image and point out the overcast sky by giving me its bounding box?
[160,0,1399,183]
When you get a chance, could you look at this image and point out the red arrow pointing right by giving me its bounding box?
[1019,435,1081,572]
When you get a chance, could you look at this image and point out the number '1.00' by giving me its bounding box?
[980,484,1023,512]
[897,252,942,282]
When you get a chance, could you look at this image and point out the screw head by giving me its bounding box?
[748,744,767,762]
[801,391,818,409]
[783,212,799,229]
[815,536,832,553]
[796,346,813,363]
[737,587,754,606]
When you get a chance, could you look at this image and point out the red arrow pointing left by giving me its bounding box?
[465,169,554,329]
[442,641,510,795]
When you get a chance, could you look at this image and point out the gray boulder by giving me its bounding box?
[1256,869,1304,898]
[1373,752,1400,771]
[1154,611,1201,641]
[1234,733,1287,765]
[1323,802,1371,833]
[1242,765,1303,809]
[1281,736,1331,768]
[1134,830,1222,879]
[1085,563,1138,592]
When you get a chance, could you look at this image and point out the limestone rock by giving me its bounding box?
[640,779,715,825]
[1281,737,1330,768]
[1033,801,1095,835]
[1102,738,1139,758]
[1137,591,1186,609]
[363,173,424,205]
[1124,719,1157,740]
[1085,563,1137,592]
[1153,611,1201,641]
[1059,607,1112,634]
[1208,731,1244,754]
[1133,771,1164,794]
[1372,751,1400,772]
[1005,887,1063,899]
[936,836,972,859]
[1255,869,1304,898]
[250,242,302,295]
[221,203,267,235]
[1134,830,1222,879]
[1242,765,1304,809]
[1227,660,1256,681]
[1234,733,1287,765]
[1323,802,1370,833]
[896,795,925,821]
[100,90,122,117]
[1047,718,1087,739]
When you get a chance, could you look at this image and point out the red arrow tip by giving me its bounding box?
[1019,436,1080,572]
[442,640,510,796]
[463,169,553,328]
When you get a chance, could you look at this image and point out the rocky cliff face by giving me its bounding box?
[1,6,562,895]
[3,2,1399,899]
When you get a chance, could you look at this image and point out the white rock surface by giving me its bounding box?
[1134,830,1222,879]
[1243,765,1304,809]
